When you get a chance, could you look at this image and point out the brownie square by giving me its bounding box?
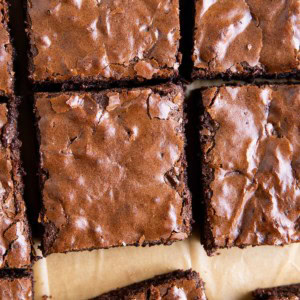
[0,100,31,268]
[199,85,300,255]
[0,271,33,299]
[35,84,191,255]
[0,1,14,95]
[192,0,300,79]
[93,269,206,300]
[252,283,300,299]
[27,0,181,86]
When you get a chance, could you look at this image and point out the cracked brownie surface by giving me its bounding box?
[0,272,33,300]
[35,84,191,255]
[0,103,31,268]
[27,0,181,84]
[94,269,206,300]
[0,1,14,96]
[199,85,300,254]
[193,0,300,78]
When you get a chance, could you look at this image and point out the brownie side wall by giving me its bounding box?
[24,0,36,84]
[198,88,221,255]
[4,98,33,268]
[30,69,180,90]
[192,68,300,81]
[33,94,59,256]
[252,284,300,299]
[94,269,203,300]
[0,268,32,279]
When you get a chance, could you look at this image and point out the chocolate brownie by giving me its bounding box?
[0,1,14,95]
[253,283,300,299]
[199,84,300,255]
[0,100,31,268]
[0,271,33,300]
[35,84,192,256]
[93,269,206,300]
[192,0,300,79]
[27,0,181,86]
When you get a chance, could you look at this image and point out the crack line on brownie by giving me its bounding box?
[243,0,261,29]
[208,87,220,108]
[242,0,263,71]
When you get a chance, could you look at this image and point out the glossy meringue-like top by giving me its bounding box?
[0,2,13,95]
[28,0,181,82]
[0,104,31,268]
[35,85,191,255]
[201,85,300,248]
[193,0,300,75]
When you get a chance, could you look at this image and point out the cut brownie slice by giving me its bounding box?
[192,0,300,79]
[0,1,14,95]
[35,84,191,255]
[199,85,300,255]
[0,271,33,299]
[0,100,31,268]
[27,0,181,86]
[253,283,300,299]
[93,269,206,300]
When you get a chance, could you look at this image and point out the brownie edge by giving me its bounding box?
[252,283,300,300]
[0,99,32,268]
[93,269,207,300]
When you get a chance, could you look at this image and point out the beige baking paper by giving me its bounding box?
[33,80,300,300]
[33,232,300,300]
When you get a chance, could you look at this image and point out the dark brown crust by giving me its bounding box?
[93,269,204,300]
[29,70,181,91]
[32,78,176,94]
[198,93,219,256]
[0,268,32,280]
[0,0,15,97]
[252,283,300,299]
[25,1,181,88]
[2,97,34,268]
[34,84,192,256]
[192,66,300,81]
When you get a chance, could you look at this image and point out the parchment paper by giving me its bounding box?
[33,233,300,300]
[33,80,300,300]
